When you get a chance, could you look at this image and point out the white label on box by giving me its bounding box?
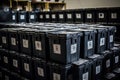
[96,65,101,74]
[88,40,93,49]
[53,73,61,80]
[12,15,15,20]
[11,38,16,46]
[106,59,110,68]
[20,15,25,20]
[52,14,56,19]
[71,44,77,54]
[37,67,44,77]
[115,56,119,63]
[4,56,8,64]
[87,13,92,19]
[99,13,104,19]
[82,72,88,80]
[111,13,117,19]
[53,44,61,54]
[2,36,6,44]
[40,15,43,19]
[67,14,72,19]
[13,59,18,68]
[35,41,42,51]
[110,35,113,43]
[30,15,35,19]
[46,14,49,19]
[23,39,28,48]
[59,14,63,19]
[76,13,81,19]
[24,63,30,72]
[5,75,9,80]
[100,38,105,46]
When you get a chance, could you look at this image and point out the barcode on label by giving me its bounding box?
[35,41,42,51]
[20,15,25,20]
[37,67,44,77]
[30,15,35,19]
[87,13,92,19]
[76,13,81,18]
[46,14,49,19]
[23,39,29,48]
[82,72,88,80]
[53,44,61,54]
[109,35,113,43]
[59,14,63,19]
[99,13,104,19]
[13,59,18,68]
[106,59,110,68]
[2,37,6,44]
[96,65,101,74]
[53,73,61,80]
[12,15,15,20]
[88,40,93,49]
[71,44,77,54]
[111,13,117,19]
[115,56,119,63]
[4,56,8,64]
[52,14,56,19]
[11,38,16,46]
[100,38,105,46]
[24,63,30,72]
[67,14,72,19]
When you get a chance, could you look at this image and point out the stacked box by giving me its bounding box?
[44,11,51,22]
[57,10,66,23]
[9,51,21,73]
[96,8,108,24]
[18,11,27,23]
[28,11,37,23]
[11,11,18,23]
[74,9,84,23]
[33,58,49,80]
[20,54,34,79]
[48,30,81,64]
[51,11,58,22]
[49,62,72,80]
[39,11,45,22]
[70,28,95,58]
[88,54,103,80]
[65,10,74,23]
[72,59,92,80]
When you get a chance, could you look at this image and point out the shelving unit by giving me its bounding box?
[10,0,66,11]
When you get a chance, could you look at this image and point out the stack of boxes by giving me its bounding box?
[0,23,120,80]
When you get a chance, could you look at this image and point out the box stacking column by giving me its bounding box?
[48,30,82,64]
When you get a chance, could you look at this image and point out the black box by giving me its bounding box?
[18,11,27,23]
[65,10,74,23]
[20,54,33,79]
[0,28,9,49]
[104,73,117,80]
[1,68,11,80]
[70,28,95,58]
[33,58,49,80]
[11,72,21,80]
[88,54,103,80]
[48,30,81,64]
[51,11,58,23]
[84,8,96,23]
[19,29,35,56]
[8,28,20,52]
[9,51,21,73]
[44,11,51,22]
[96,8,108,24]
[11,11,18,23]
[0,47,2,67]
[97,25,116,49]
[110,47,120,69]
[57,10,66,23]
[74,9,84,23]
[108,7,120,24]
[72,59,92,80]
[28,11,37,23]
[1,49,10,69]
[49,62,72,80]
[0,67,2,80]
[99,50,113,74]
[38,11,45,22]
